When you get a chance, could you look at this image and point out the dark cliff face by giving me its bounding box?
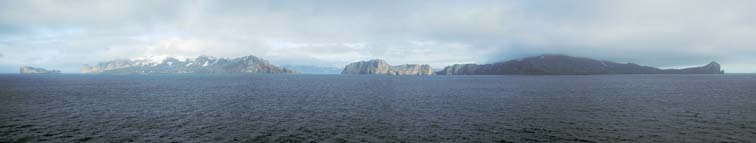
[437,54,725,75]
[81,55,296,74]
[19,66,61,74]
[342,59,434,75]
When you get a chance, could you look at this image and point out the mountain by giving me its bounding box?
[342,59,434,75]
[81,55,296,74]
[281,65,342,74]
[20,66,60,74]
[437,54,724,75]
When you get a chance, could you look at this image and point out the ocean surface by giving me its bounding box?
[1,74,755,143]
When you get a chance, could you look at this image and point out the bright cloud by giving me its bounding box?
[1,0,755,73]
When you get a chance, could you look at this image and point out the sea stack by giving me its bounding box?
[342,59,433,75]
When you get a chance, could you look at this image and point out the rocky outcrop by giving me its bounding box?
[437,54,724,75]
[341,59,434,75]
[81,55,296,74]
[660,62,724,74]
[391,64,434,75]
[341,59,392,75]
[20,66,60,74]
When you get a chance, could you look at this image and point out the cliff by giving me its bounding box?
[20,66,61,74]
[341,59,434,75]
[81,55,296,74]
[437,54,724,75]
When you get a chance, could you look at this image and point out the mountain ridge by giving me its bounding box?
[81,55,295,74]
[437,54,724,75]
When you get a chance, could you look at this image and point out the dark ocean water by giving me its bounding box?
[1,74,755,143]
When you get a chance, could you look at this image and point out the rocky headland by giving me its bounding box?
[19,66,61,74]
[341,59,434,75]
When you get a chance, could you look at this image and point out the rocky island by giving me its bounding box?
[19,66,61,74]
[342,59,434,75]
[437,54,724,75]
[81,55,296,74]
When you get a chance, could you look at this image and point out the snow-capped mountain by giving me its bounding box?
[81,55,296,74]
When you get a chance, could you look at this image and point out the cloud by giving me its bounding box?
[1,0,755,73]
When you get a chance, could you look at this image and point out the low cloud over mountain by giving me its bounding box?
[1,0,756,73]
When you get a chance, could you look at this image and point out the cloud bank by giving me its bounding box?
[1,0,755,73]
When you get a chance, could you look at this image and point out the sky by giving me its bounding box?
[1,0,755,73]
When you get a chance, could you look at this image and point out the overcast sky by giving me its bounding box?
[1,0,755,73]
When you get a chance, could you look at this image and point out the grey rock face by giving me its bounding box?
[341,59,393,75]
[20,66,60,74]
[391,64,434,75]
[342,59,434,75]
[437,54,725,75]
[436,64,480,75]
[81,55,296,74]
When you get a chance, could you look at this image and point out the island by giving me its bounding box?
[342,59,434,75]
[20,66,61,74]
[437,54,724,75]
[81,55,296,74]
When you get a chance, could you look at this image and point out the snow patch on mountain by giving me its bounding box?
[129,55,191,66]
[81,55,297,74]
